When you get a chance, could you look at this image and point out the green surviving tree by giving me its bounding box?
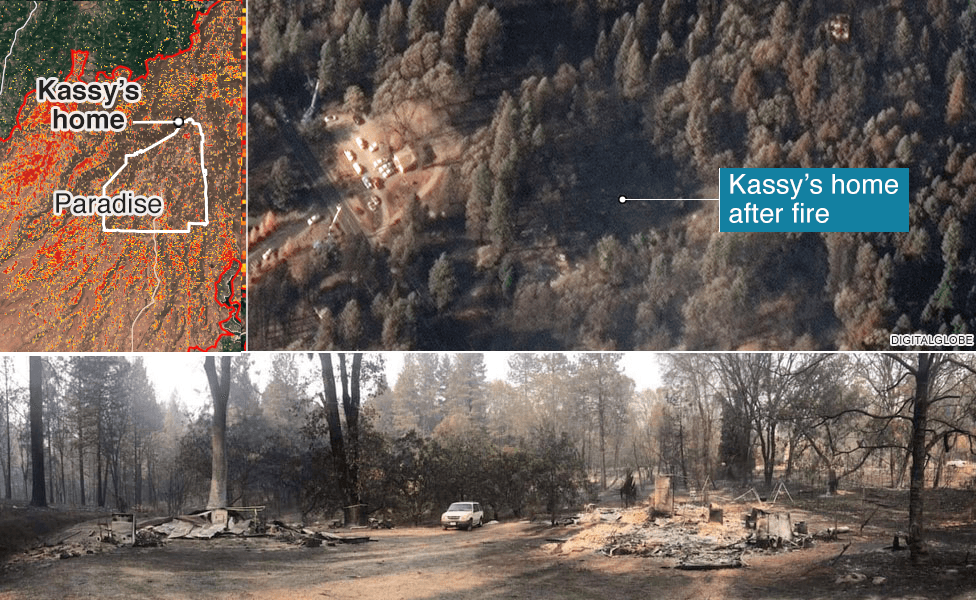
[339,299,363,349]
[532,427,585,525]
[577,353,633,490]
[488,184,514,247]
[464,5,503,76]
[465,163,492,241]
[317,39,340,97]
[269,156,295,211]
[428,252,457,311]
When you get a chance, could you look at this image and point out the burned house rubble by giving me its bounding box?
[142,508,374,546]
[544,500,851,570]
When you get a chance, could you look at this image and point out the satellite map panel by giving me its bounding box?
[0,0,245,352]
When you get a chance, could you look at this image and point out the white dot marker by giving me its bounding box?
[173,117,184,128]
[618,195,627,204]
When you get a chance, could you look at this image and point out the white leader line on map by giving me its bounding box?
[617,196,719,203]
[0,1,39,98]
[102,117,210,233]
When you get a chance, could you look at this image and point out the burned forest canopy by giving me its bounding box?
[248,0,976,351]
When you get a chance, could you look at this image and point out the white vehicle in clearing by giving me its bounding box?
[441,502,484,530]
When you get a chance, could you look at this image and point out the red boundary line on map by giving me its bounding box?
[0,0,222,142]
[0,0,246,352]
[188,257,243,352]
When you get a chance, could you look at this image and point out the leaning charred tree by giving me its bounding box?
[29,356,46,507]
[204,356,231,509]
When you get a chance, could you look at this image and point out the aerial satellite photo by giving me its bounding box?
[248,0,975,351]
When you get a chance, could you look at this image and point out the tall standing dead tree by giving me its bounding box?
[204,356,231,509]
[2,357,15,500]
[882,354,976,563]
[29,356,45,507]
[318,353,363,508]
[905,353,932,563]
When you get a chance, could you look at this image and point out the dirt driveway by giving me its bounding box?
[2,519,974,600]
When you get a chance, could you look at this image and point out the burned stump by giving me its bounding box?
[652,476,674,517]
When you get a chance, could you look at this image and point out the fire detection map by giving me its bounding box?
[0,0,245,351]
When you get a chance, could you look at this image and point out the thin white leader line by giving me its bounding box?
[129,216,162,351]
[0,1,39,97]
[101,118,210,233]
[618,196,719,203]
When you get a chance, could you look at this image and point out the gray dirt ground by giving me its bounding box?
[2,515,976,600]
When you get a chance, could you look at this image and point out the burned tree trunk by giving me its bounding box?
[77,412,85,506]
[340,354,362,506]
[319,353,349,504]
[827,467,839,495]
[29,357,45,507]
[204,356,231,509]
[319,353,364,508]
[907,353,932,563]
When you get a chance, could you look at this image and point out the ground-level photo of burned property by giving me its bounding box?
[248,0,976,351]
[2,351,976,599]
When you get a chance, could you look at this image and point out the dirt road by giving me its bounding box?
[2,519,974,599]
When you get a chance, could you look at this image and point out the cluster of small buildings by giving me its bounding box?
[333,118,417,196]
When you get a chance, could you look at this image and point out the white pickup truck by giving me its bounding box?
[441,502,483,530]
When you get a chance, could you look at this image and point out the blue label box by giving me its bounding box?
[719,168,908,232]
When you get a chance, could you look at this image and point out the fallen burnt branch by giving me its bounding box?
[677,551,744,570]
[830,542,852,565]
[268,522,372,546]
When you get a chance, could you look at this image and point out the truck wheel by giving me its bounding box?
[466,519,473,531]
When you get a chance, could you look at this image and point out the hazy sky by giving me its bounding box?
[380,352,662,392]
[26,352,664,413]
[143,354,213,409]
